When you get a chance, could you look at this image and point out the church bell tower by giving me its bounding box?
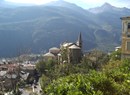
[76,32,82,49]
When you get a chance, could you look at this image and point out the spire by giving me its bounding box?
[76,32,82,48]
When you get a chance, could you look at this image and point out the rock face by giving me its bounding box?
[0,1,130,57]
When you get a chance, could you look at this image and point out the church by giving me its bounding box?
[43,32,83,64]
[58,32,83,64]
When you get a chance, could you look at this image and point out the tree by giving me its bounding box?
[45,72,120,95]
[40,74,50,93]
[84,49,109,70]
[110,49,121,61]
[36,61,47,75]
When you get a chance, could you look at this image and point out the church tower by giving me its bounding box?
[121,17,130,58]
[76,32,82,48]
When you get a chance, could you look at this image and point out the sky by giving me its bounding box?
[5,0,130,9]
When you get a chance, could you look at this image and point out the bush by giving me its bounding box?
[45,71,121,95]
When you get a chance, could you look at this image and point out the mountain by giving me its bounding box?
[89,3,116,13]
[0,1,130,57]
[88,3,130,50]
[89,2,130,14]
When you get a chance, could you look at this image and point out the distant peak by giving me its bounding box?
[88,2,117,14]
[103,2,111,6]
[101,2,114,8]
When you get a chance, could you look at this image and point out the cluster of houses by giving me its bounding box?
[0,59,36,93]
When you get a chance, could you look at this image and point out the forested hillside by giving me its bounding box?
[0,1,130,57]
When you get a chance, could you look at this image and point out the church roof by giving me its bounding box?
[49,47,60,54]
[62,42,73,47]
[49,47,60,51]
[69,44,80,49]
[43,52,55,57]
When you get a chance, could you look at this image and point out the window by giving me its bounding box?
[128,23,130,29]
[127,23,130,37]
[127,35,130,37]
[127,42,130,51]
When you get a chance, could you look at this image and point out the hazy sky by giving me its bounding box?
[5,0,130,9]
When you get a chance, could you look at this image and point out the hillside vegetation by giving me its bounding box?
[35,50,130,95]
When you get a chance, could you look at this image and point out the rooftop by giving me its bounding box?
[62,42,73,47]
[43,52,55,57]
[69,44,81,49]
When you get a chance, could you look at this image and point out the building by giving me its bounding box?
[43,33,83,64]
[121,16,130,58]
[43,47,60,61]
[115,46,121,51]
[59,32,83,64]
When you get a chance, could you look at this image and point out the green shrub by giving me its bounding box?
[45,71,121,95]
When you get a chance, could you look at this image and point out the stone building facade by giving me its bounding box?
[121,16,130,58]
[59,33,83,64]
[43,33,83,64]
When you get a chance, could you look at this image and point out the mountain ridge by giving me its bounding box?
[89,2,130,14]
[0,1,129,57]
